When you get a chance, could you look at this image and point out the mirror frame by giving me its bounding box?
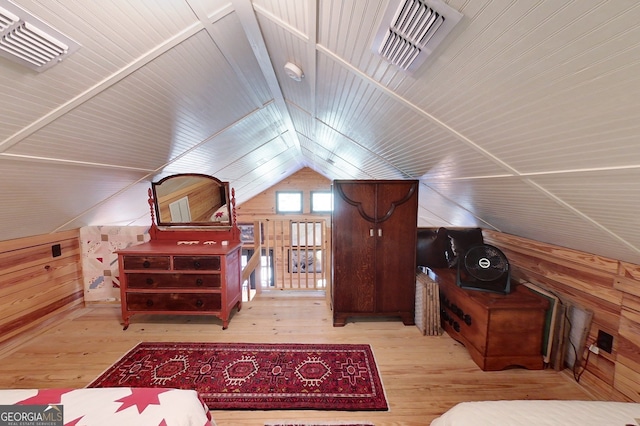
[151,173,232,227]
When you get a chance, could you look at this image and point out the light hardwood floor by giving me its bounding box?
[0,291,594,425]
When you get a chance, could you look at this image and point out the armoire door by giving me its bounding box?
[332,182,377,315]
[374,181,418,317]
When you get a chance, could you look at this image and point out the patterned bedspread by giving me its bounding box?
[0,387,214,426]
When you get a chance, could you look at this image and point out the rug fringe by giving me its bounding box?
[367,344,390,413]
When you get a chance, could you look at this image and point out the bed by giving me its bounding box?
[0,387,214,426]
[430,400,640,426]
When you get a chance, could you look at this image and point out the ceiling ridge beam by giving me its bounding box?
[0,20,205,153]
[231,0,304,164]
[306,0,318,147]
[253,0,318,169]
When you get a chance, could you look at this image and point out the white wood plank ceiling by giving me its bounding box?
[0,0,638,265]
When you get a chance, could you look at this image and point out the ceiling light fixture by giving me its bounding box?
[284,61,304,81]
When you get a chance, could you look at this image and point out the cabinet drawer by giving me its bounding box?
[123,256,170,270]
[126,273,221,289]
[126,293,221,311]
[174,256,220,271]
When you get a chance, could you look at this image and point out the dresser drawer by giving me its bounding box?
[123,256,170,270]
[117,242,242,331]
[126,293,222,311]
[126,273,221,289]
[173,256,220,271]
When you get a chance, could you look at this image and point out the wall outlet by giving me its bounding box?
[51,244,62,257]
[596,330,613,353]
[588,344,599,355]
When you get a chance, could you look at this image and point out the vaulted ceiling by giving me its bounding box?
[0,0,639,264]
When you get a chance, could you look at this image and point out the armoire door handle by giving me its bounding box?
[369,228,374,237]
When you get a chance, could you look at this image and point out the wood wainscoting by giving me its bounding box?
[0,230,83,352]
[484,230,640,402]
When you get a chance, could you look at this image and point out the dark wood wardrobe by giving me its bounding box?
[331,180,418,326]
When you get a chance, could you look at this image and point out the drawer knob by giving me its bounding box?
[195,299,204,308]
[441,310,449,322]
[146,278,154,286]
[464,314,472,325]
[453,321,461,332]
[143,260,151,268]
[146,299,154,307]
[195,278,204,286]
[193,261,201,269]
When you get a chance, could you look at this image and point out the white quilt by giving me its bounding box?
[430,400,640,426]
[0,388,214,426]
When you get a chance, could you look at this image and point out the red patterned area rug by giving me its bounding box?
[88,342,388,411]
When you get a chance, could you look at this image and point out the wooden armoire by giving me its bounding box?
[331,180,419,326]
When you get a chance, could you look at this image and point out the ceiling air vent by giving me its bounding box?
[0,0,79,72]
[372,0,462,73]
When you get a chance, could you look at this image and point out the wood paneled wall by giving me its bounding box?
[236,167,331,219]
[0,230,83,350]
[3,173,637,403]
[484,230,640,402]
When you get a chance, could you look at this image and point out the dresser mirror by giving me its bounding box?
[152,173,231,227]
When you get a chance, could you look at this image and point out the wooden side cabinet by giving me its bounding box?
[433,269,548,371]
[332,180,418,326]
[117,240,242,330]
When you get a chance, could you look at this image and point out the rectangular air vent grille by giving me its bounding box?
[0,1,79,72]
[372,0,462,73]
[0,6,18,31]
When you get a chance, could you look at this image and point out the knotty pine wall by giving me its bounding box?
[484,230,640,402]
[236,167,331,219]
[235,167,332,290]
[0,230,83,350]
